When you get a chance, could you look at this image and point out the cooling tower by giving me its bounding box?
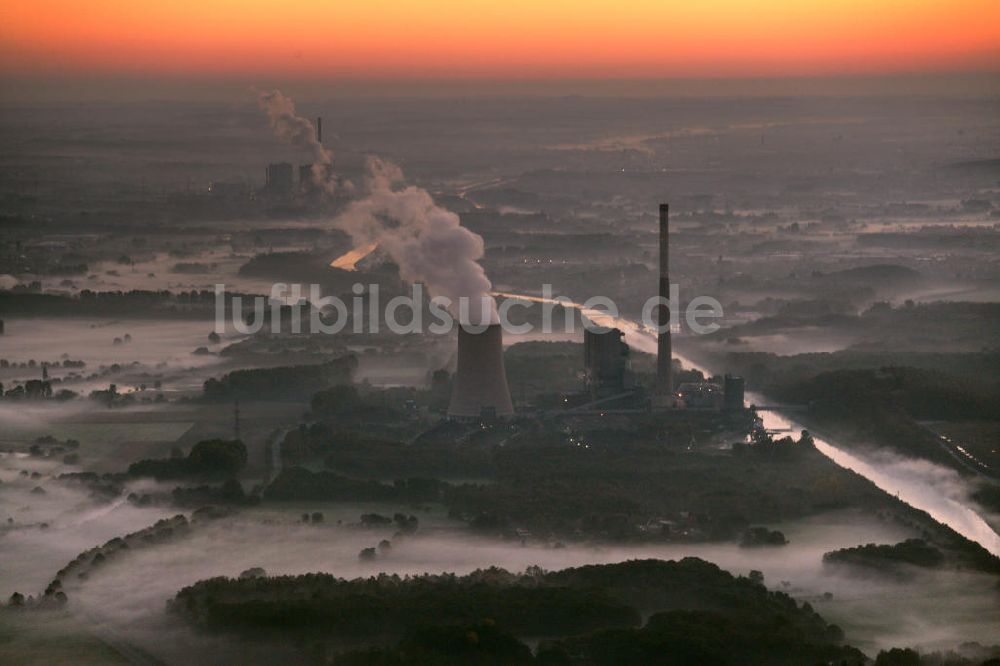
[448,324,514,420]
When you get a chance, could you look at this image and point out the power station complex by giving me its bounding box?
[447,203,745,420]
[262,117,330,199]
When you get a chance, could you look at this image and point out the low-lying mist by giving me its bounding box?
[0,317,238,399]
[3,443,997,663]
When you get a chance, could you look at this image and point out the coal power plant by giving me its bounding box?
[583,327,633,398]
[558,203,745,415]
[447,323,515,420]
[261,116,332,200]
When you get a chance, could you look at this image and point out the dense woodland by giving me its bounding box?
[202,355,358,401]
[823,539,946,571]
[127,439,248,481]
[171,558,863,665]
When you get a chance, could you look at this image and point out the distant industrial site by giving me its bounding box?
[2,77,999,665]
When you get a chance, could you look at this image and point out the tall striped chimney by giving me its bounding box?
[657,203,673,395]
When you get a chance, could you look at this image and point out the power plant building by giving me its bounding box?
[447,324,514,421]
[677,382,723,409]
[299,164,314,193]
[724,375,746,412]
[584,327,632,398]
[265,162,294,197]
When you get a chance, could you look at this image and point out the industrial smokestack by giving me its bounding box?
[447,324,514,420]
[317,116,322,144]
[657,203,673,395]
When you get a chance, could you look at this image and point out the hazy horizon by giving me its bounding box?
[1,71,999,105]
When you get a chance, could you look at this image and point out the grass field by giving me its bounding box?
[0,419,194,472]
[0,611,129,666]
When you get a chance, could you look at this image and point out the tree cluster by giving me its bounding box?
[127,439,247,480]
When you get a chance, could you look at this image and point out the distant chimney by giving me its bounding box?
[657,203,673,395]
[448,324,514,420]
[317,116,322,144]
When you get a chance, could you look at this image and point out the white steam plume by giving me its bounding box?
[256,89,497,324]
[257,89,340,194]
[336,156,498,325]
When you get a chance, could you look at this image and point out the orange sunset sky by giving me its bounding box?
[1,0,999,79]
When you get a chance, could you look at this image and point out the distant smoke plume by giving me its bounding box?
[337,156,498,324]
[257,89,340,194]
[256,90,497,323]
